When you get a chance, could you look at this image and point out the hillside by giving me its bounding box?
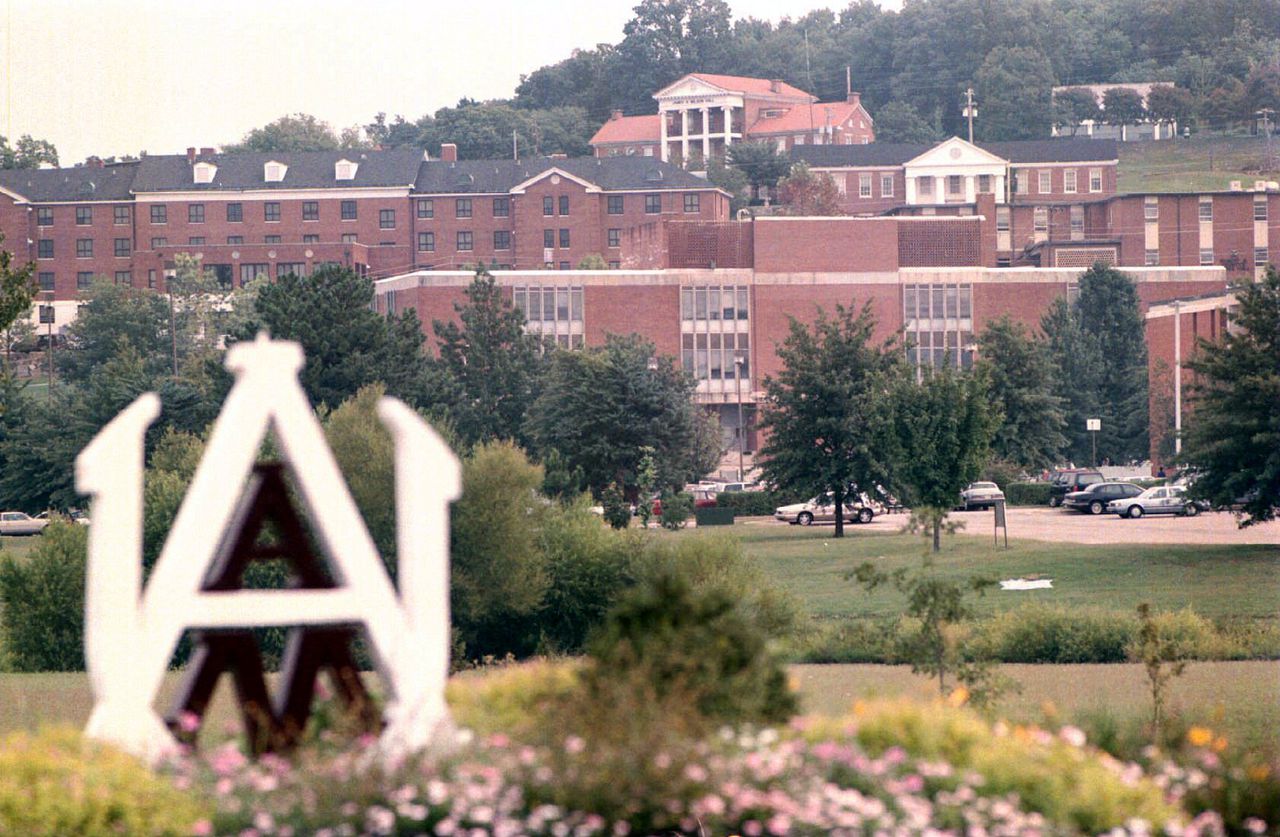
[1118,134,1280,193]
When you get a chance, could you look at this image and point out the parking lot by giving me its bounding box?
[742,505,1280,546]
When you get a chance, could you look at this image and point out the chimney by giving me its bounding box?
[186,147,196,164]
[440,143,458,162]
[770,79,783,94]
[846,91,861,107]
[86,156,104,169]
[611,109,624,121]
[199,147,215,157]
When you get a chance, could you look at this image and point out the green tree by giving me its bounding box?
[1102,87,1146,126]
[774,162,843,216]
[0,523,87,671]
[758,304,899,539]
[975,46,1057,141]
[871,101,940,144]
[889,364,1000,552]
[726,141,791,198]
[235,265,428,409]
[324,384,397,569]
[429,270,546,449]
[1145,85,1197,128]
[1074,264,1149,463]
[416,102,593,159]
[977,315,1066,469]
[613,0,735,115]
[1040,296,1103,466]
[56,281,175,385]
[0,134,59,169]
[704,156,750,214]
[1181,267,1280,525]
[527,334,718,497]
[222,113,344,153]
[0,233,36,373]
[1052,87,1102,135]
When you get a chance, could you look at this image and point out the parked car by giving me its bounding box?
[1108,485,1209,518]
[774,494,875,526]
[1049,469,1104,507]
[1063,481,1144,515]
[36,509,90,526]
[0,510,51,536]
[958,481,1004,510]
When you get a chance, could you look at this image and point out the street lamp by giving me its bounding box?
[733,352,747,482]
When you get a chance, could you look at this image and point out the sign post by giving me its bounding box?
[993,498,1008,548]
[1087,418,1101,466]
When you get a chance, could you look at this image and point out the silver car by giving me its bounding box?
[959,481,1005,510]
[0,511,50,536]
[1108,485,1207,519]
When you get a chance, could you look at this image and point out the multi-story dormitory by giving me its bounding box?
[0,145,731,330]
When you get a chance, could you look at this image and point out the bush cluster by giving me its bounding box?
[1005,481,1052,505]
[711,489,804,517]
[0,523,87,672]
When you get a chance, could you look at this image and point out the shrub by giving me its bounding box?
[712,489,804,516]
[795,618,894,663]
[983,604,1136,663]
[657,489,692,529]
[599,481,630,529]
[0,523,87,671]
[0,727,207,835]
[1006,481,1052,505]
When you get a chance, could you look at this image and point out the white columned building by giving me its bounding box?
[901,138,1009,206]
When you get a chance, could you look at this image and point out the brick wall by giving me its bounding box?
[753,217,899,272]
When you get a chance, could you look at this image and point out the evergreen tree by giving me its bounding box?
[1040,297,1102,466]
[1074,264,1149,463]
[977,315,1067,469]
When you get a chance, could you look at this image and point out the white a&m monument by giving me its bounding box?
[74,334,460,762]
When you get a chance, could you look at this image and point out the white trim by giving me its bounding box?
[508,167,602,194]
[1146,291,1237,319]
[133,187,412,202]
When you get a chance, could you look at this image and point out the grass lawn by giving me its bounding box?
[736,525,1280,624]
[1118,134,1280,193]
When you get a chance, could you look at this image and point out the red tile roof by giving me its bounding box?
[687,73,813,100]
[749,101,866,135]
[590,114,662,146]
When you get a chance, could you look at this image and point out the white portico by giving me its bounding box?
[653,73,812,165]
[903,137,1008,206]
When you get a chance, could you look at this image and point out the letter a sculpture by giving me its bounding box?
[75,334,460,763]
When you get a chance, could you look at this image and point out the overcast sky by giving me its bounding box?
[2,0,902,165]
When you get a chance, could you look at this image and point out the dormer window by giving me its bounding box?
[335,159,358,180]
[264,161,287,183]
[193,162,217,184]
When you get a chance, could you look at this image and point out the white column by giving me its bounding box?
[934,176,944,203]
[680,110,689,164]
[723,105,733,147]
[1174,301,1182,455]
[994,174,1006,202]
[964,175,976,203]
[659,109,669,163]
[905,175,917,204]
[701,107,711,161]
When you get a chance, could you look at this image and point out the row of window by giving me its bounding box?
[511,286,584,323]
[39,270,141,290]
[36,206,133,226]
[142,200,372,225]
[1150,247,1271,267]
[680,286,749,322]
[681,330,750,381]
[1144,195,1269,222]
[1012,168,1104,195]
[38,238,133,258]
[903,283,973,321]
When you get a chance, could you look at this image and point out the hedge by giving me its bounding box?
[711,490,805,517]
[1006,481,1052,506]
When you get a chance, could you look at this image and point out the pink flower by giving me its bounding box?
[564,735,586,755]
[191,819,213,836]
[178,711,201,734]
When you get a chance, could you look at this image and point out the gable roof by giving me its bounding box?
[792,137,1118,168]
[749,100,866,135]
[0,162,139,202]
[689,73,813,99]
[131,148,425,192]
[413,155,720,195]
[590,114,662,146]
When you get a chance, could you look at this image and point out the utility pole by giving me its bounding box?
[512,129,518,161]
[1258,108,1276,174]
[963,88,977,143]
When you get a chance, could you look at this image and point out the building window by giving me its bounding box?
[148,270,157,289]
[917,176,933,198]
[341,200,357,220]
[187,236,205,247]
[543,196,554,216]
[36,207,53,226]
[1063,170,1077,194]
[1089,168,1102,193]
[684,193,701,212]
[240,263,269,285]
[37,239,54,259]
[151,204,167,224]
[607,228,621,248]
[1014,171,1028,195]
[513,285,585,347]
[277,263,306,278]
[492,230,511,250]
[227,202,243,222]
[76,238,93,258]
[559,228,570,248]
[902,283,974,369]
[38,272,54,291]
[543,229,555,249]
[947,175,962,197]
[1033,207,1048,233]
[379,209,395,229]
[455,198,472,219]
[645,194,661,214]
[417,199,434,219]
[76,206,92,225]
[881,174,894,197]
[978,174,992,194]
[417,232,435,252]
[1256,247,1269,266]
[1199,248,1214,265]
[858,174,872,198]
[607,195,624,215]
[77,271,93,289]
[301,201,319,221]
[263,235,280,244]
[1255,196,1268,221]
[188,204,205,223]
[1069,205,1084,238]
[457,231,473,251]
[492,197,509,217]
[227,235,244,245]
[114,270,132,285]
[679,286,750,381]
[996,206,1010,232]
[151,237,167,248]
[341,233,357,244]
[1198,197,1213,221]
[1145,249,1159,266]
[1038,170,1052,194]
[113,206,130,225]
[559,195,570,216]
[1144,197,1158,221]
[264,202,281,222]
[114,238,131,257]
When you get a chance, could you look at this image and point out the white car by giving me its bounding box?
[774,494,875,526]
[959,482,1005,510]
[1107,485,1209,519]
[0,511,50,536]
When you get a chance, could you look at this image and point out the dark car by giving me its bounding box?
[1049,469,1104,507]
[1063,481,1144,515]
